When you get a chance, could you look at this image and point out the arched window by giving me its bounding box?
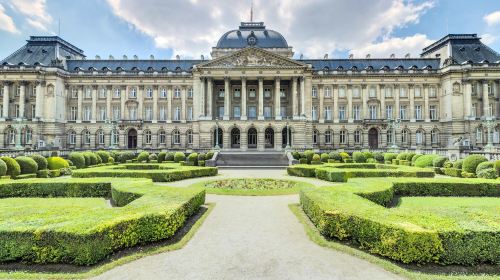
[158,130,166,144]
[476,127,483,143]
[172,129,181,144]
[401,129,409,145]
[68,130,76,145]
[83,130,91,145]
[111,129,119,145]
[24,128,32,144]
[7,128,16,144]
[97,130,105,145]
[144,130,152,144]
[248,128,257,148]
[325,130,332,144]
[415,130,424,145]
[312,129,319,145]
[354,130,361,144]
[431,129,439,144]
[187,130,193,145]
[339,130,347,144]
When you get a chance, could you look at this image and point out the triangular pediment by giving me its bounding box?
[198,47,306,69]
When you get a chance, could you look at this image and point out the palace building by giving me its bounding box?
[0,22,499,151]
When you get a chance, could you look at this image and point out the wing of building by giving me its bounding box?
[1,22,499,151]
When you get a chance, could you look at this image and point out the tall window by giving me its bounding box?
[431,129,439,144]
[83,106,91,121]
[144,106,152,121]
[386,105,393,119]
[234,88,241,98]
[172,130,181,144]
[415,105,422,120]
[280,88,286,98]
[280,106,287,118]
[128,106,137,120]
[15,105,20,118]
[187,130,193,144]
[31,104,36,119]
[471,103,477,117]
[429,105,437,120]
[24,128,32,144]
[99,88,106,99]
[144,130,152,144]
[339,87,346,98]
[369,105,377,119]
[174,88,181,98]
[312,130,319,145]
[129,88,137,98]
[187,106,193,120]
[188,88,193,98]
[71,89,78,98]
[385,87,393,98]
[7,129,15,144]
[429,87,437,97]
[99,106,106,121]
[83,130,91,145]
[387,130,393,145]
[325,87,332,98]
[68,131,76,145]
[113,106,121,120]
[354,130,361,144]
[476,128,482,143]
[158,130,166,144]
[218,88,225,98]
[312,87,317,98]
[325,130,332,144]
[175,107,181,121]
[159,106,166,121]
[353,105,360,120]
[264,106,272,118]
[352,87,360,98]
[70,106,77,121]
[401,129,409,145]
[111,130,119,145]
[146,88,153,98]
[249,88,256,98]
[264,88,271,98]
[218,106,224,119]
[324,106,332,120]
[369,86,376,98]
[233,106,241,118]
[160,88,167,98]
[416,130,423,145]
[414,87,422,97]
[97,130,105,145]
[114,88,121,98]
[85,88,92,99]
[399,105,407,120]
[248,106,257,119]
[339,130,346,144]
[399,87,407,98]
[339,106,346,120]
[311,106,317,120]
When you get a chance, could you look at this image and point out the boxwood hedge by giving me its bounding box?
[0,177,204,265]
[0,159,7,176]
[15,156,38,174]
[1,157,21,178]
[29,154,48,170]
[300,177,500,265]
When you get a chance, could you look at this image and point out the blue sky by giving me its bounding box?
[0,0,499,60]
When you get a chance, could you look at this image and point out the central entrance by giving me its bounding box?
[368,128,378,148]
[231,128,240,148]
[128,129,137,149]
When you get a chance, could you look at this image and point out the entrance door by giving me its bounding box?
[265,128,274,149]
[231,128,240,148]
[248,128,257,149]
[128,129,137,149]
[368,128,378,148]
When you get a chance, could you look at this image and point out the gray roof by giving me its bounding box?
[299,58,440,71]
[66,59,202,72]
[216,22,289,49]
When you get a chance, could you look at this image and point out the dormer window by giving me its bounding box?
[336,66,343,71]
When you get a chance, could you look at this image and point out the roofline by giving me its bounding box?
[421,34,479,56]
[28,36,85,55]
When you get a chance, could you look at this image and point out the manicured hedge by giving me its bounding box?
[476,161,494,173]
[15,156,38,174]
[414,154,439,168]
[0,159,7,176]
[300,178,500,265]
[29,154,48,170]
[96,151,111,163]
[1,157,21,178]
[174,152,185,163]
[352,151,366,163]
[158,152,167,163]
[462,155,488,174]
[69,152,86,169]
[0,178,205,265]
[47,156,70,170]
[443,167,462,178]
[137,151,150,162]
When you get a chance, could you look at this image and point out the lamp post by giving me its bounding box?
[388,118,401,151]
[214,117,220,150]
[482,117,497,151]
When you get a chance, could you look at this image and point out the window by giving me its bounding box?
[339,130,346,144]
[174,88,181,98]
[129,88,137,98]
[312,130,319,145]
[311,106,317,121]
[7,129,15,144]
[416,130,423,145]
[339,106,346,120]
[386,105,393,119]
[280,88,286,98]
[113,106,121,120]
[325,106,332,120]
[325,130,332,144]
[175,107,181,121]
[128,106,137,120]
[114,88,121,98]
[233,106,241,118]
[111,130,119,145]
[16,85,20,96]
[69,106,77,121]
[97,130,105,145]
[429,105,437,120]
[414,87,422,97]
[415,105,422,120]
[264,88,271,98]
[354,130,361,144]
[353,105,360,120]
[83,106,91,121]
[249,88,256,98]
[218,88,225,98]
[99,88,106,99]
[188,88,193,98]
[187,130,193,144]
[431,129,439,144]
[487,83,492,96]
[187,106,193,120]
[353,87,360,98]
[71,89,78,98]
[476,128,482,143]
[24,128,32,144]
[234,88,241,98]
[312,87,317,98]
[369,86,376,98]
[218,106,224,119]
[83,130,91,145]
[248,106,257,119]
[488,104,493,117]
[494,128,499,143]
[144,106,152,121]
[401,129,409,145]
[146,88,153,98]
[160,88,167,98]
[280,106,287,118]
[385,87,393,98]
[429,87,437,97]
[31,86,36,97]
[172,130,181,144]
[369,105,377,119]
[339,87,346,98]
[471,103,477,117]
[387,130,393,145]
[158,130,166,144]
[264,106,272,118]
[15,105,20,118]
[144,130,152,144]
[0,105,2,118]
[99,106,106,121]
[399,87,407,98]
[399,105,407,120]
[68,131,76,145]
[31,104,36,118]
[159,106,166,121]
[325,87,331,98]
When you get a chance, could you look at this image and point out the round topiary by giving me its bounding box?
[366,158,377,163]
[339,152,350,160]
[292,152,300,160]
[384,153,397,162]
[304,150,315,163]
[198,153,206,161]
[68,152,86,169]
[1,157,21,177]
[329,152,342,161]
[352,151,367,163]
[89,153,98,165]
[82,152,92,167]
[453,159,464,169]
[320,153,329,163]
[187,153,198,164]
[137,151,150,162]
[0,159,7,176]
[406,153,416,161]
[411,154,422,165]
[432,156,448,167]
[165,152,175,161]
[47,156,69,170]
[414,154,439,168]
[476,161,494,173]
[95,153,102,165]
[495,160,500,176]
[373,152,384,163]
[15,156,38,174]
[443,161,453,168]
[96,151,111,163]
[363,151,373,159]
[118,151,135,163]
[312,154,321,162]
[158,152,167,163]
[174,152,185,163]
[29,154,48,170]
[205,152,214,161]
[149,153,158,161]
[476,168,498,179]
[396,152,408,160]
[109,150,120,161]
[462,155,488,174]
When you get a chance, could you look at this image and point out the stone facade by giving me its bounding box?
[1,25,499,151]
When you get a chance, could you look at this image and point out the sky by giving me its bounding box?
[0,0,499,60]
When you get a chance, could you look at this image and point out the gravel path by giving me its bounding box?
[94,169,403,280]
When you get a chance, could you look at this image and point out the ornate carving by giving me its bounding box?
[202,48,303,68]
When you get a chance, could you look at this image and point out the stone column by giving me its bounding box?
[240,129,248,151]
[258,78,264,120]
[292,77,299,119]
[275,77,281,120]
[483,81,490,117]
[241,78,247,120]
[106,86,112,121]
[223,78,230,120]
[347,85,353,122]
[35,81,44,119]
[275,130,282,151]
[300,77,306,117]
[361,84,368,119]
[152,85,158,123]
[167,86,172,123]
[77,86,83,123]
[424,85,430,122]
[199,78,205,118]
[318,84,324,123]
[2,82,9,119]
[206,78,213,119]
[121,86,126,120]
[19,82,26,119]
[181,86,187,122]
[137,130,143,148]
[138,86,144,120]
[91,86,97,123]
[464,81,472,119]
[379,84,385,119]
[409,85,415,122]
[333,85,339,123]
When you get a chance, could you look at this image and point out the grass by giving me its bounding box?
[0,203,214,279]
[289,204,500,280]
[190,178,316,195]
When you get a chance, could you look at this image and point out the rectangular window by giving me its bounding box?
[264,106,272,118]
[218,88,225,98]
[415,105,422,120]
[187,106,193,120]
[99,106,106,121]
[280,88,286,98]
[70,106,77,121]
[471,103,476,117]
[218,106,224,119]
[85,88,92,99]
[312,87,317,98]
[114,88,121,98]
[16,86,20,96]
[159,106,166,121]
[160,88,167,98]
[339,87,346,98]
[99,88,106,99]
[113,106,121,120]
[369,86,376,98]
[146,88,153,98]
[234,88,241,98]
[385,105,393,119]
[325,87,332,98]
[144,106,152,121]
[488,104,493,116]
[174,88,181,98]
[72,89,78,98]
[400,87,407,98]
[31,104,36,118]
[414,87,421,97]
[429,105,437,120]
[339,106,346,120]
[399,105,407,120]
[175,107,182,121]
[128,107,137,120]
[248,106,257,119]
[429,87,437,97]
[14,105,19,118]
[352,87,360,98]
[325,106,332,120]
[311,106,317,120]
[369,105,377,119]
[187,88,193,98]
[385,87,393,98]
[280,106,287,118]
[339,131,346,144]
[233,106,241,118]
[264,88,271,98]
[129,88,137,98]
[353,105,360,120]
[84,106,91,121]
[249,88,256,98]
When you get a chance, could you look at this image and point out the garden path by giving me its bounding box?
[94,168,403,280]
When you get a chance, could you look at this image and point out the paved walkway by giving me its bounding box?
[94,169,403,280]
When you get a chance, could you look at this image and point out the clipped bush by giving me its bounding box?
[366,158,377,163]
[47,156,70,170]
[339,152,350,160]
[137,151,150,163]
[96,151,111,163]
[496,160,500,176]
[187,153,198,165]
[299,158,307,164]
[443,167,462,178]
[165,152,175,161]
[174,152,185,163]
[352,151,367,163]
[432,156,448,168]
[396,152,408,160]
[15,156,38,174]
[36,169,49,178]
[29,154,48,170]
[1,157,21,178]
[149,153,158,162]
[462,155,488,174]
[82,152,92,167]
[477,168,498,179]
[411,154,422,165]
[198,160,206,167]
[304,150,315,164]
[95,154,102,165]
[384,153,397,162]
[109,150,120,161]
[320,153,329,163]
[414,154,439,168]
[292,151,300,160]
[443,161,453,168]
[373,152,384,163]
[328,152,342,161]
[453,159,464,169]
[0,159,7,176]
[205,151,214,161]
[406,153,416,162]
[68,152,86,169]
[118,151,135,163]
[363,151,373,159]
[476,161,494,173]
[158,152,167,163]
[89,153,99,165]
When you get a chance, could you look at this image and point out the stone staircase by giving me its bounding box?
[216,151,289,167]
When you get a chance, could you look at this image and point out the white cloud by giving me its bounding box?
[0,4,18,33]
[106,0,435,58]
[484,10,500,26]
[481,33,496,45]
[350,34,433,58]
[8,0,52,32]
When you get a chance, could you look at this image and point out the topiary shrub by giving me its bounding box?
[158,152,167,163]
[462,155,488,174]
[414,154,439,168]
[81,152,92,167]
[166,152,175,161]
[384,153,397,162]
[0,159,7,176]
[411,154,422,165]
[46,156,69,170]
[96,151,111,163]
[109,150,120,161]
[363,151,373,159]
[366,158,377,163]
[320,153,329,163]
[311,154,321,164]
[406,153,416,162]
[304,150,315,164]
[476,168,497,179]
[443,161,453,168]
[396,153,408,161]
[148,153,158,162]
[118,151,135,163]
[197,153,206,162]
[432,156,448,168]
[329,152,342,161]
[174,152,185,163]
[95,153,102,165]
[292,152,300,160]
[137,151,150,163]
[205,152,214,161]
[29,154,48,170]
[15,156,38,174]
[453,159,463,169]
[373,152,384,163]
[352,151,367,163]
[339,152,350,161]
[187,153,198,166]
[476,161,494,173]
[495,160,500,176]
[1,157,21,178]
[299,158,307,164]
[68,152,86,169]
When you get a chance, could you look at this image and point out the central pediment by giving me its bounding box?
[198,47,306,69]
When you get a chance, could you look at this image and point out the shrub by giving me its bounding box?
[1,157,21,178]
[0,159,7,176]
[414,154,439,168]
[363,151,373,159]
[476,161,494,173]
[320,153,329,163]
[165,152,175,161]
[96,151,111,163]
[174,152,185,163]
[109,150,120,161]
[29,154,48,170]
[373,152,384,163]
[89,153,99,165]
[304,150,315,164]
[158,152,167,163]
[95,154,102,165]
[453,159,464,169]
[15,156,38,174]
[476,168,497,179]
[47,156,70,170]
[432,156,448,168]
[406,153,416,162]
[299,158,307,164]
[137,151,150,163]
[36,169,49,178]
[187,153,198,165]
[462,155,488,174]
[396,152,408,160]
[312,154,320,162]
[366,158,377,163]
[205,152,214,161]
[461,171,476,178]
[292,151,300,160]
[198,160,205,167]
[82,152,92,167]
[68,152,86,169]
[339,152,350,160]
[197,153,206,161]
[118,151,135,163]
[384,153,397,162]
[443,168,462,177]
[329,152,342,161]
[352,152,367,163]
[411,154,422,165]
[496,160,500,176]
